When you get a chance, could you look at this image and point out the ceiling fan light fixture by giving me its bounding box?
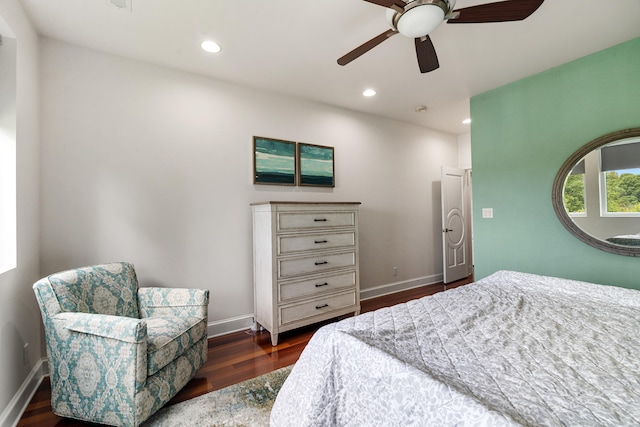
[397,4,445,38]
[386,0,453,38]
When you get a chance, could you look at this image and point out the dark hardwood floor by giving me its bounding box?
[18,275,473,426]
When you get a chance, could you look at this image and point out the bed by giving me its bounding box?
[606,233,640,246]
[270,270,640,426]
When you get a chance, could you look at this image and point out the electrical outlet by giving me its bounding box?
[393,267,398,277]
[23,343,29,365]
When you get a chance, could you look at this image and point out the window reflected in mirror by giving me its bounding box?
[564,159,585,216]
[600,139,640,214]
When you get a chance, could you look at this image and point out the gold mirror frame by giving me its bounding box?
[552,127,640,257]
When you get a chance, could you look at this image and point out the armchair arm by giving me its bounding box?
[56,312,147,343]
[48,312,148,395]
[137,287,209,318]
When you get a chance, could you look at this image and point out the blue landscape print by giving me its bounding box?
[299,144,334,187]
[254,137,296,185]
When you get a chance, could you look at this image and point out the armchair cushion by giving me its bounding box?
[146,316,207,376]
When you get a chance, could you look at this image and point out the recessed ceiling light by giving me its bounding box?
[462,118,472,124]
[201,40,221,53]
[363,89,377,97]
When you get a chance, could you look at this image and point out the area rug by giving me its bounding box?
[143,365,293,427]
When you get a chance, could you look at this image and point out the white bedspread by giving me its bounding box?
[271,271,640,426]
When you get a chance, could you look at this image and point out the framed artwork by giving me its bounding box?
[298,143,335,187]
[253,136,297,186]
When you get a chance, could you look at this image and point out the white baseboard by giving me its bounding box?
[207,314,255,338]
[360,274,443,301]
[0,359,46,427]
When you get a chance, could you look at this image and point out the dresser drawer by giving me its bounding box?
[278,251,356,278]
[280,291,357,325]
[278,232,355,255]
[279,271,356,302]
[277,211,355,231]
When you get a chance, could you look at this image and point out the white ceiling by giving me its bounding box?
[16,0,640,135]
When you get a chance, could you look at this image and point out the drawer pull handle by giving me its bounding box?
[315,261,328,266]
[316,304,329,310]
[314,218,327,222]
[315,282,329,288]
[315,240,328,244]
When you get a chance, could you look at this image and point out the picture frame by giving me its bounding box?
[253,136,297,186]
[297,143,335,187]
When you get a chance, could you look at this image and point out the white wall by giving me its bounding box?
[458,132,471,169]
[0,0,41,423]
[39,39,458,330]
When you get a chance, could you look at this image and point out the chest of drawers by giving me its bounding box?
[251,202,361,345]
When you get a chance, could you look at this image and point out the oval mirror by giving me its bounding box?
[552,128,640,257]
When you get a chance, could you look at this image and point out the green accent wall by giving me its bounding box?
[471,37,640,288]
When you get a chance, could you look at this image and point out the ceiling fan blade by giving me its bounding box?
[362,0,406,9]
[415,36,439,73]
[338,29,398,66]
[448,0,544,24]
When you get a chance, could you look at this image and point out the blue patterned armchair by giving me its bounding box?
[33,262,209,426]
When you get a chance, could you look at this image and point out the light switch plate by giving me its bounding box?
[482,208,493,219]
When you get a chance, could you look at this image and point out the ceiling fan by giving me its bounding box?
[338,0,544,73]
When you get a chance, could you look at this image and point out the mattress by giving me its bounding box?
[271,270,640,426]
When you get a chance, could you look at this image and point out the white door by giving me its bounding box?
[441,167,471,284]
